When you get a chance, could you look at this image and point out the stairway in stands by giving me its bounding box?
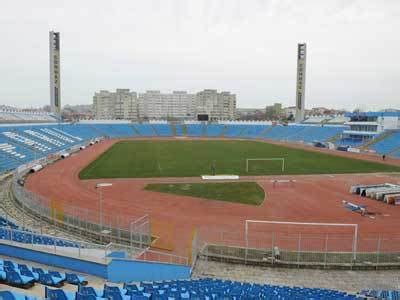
[201,124,207,137]
[359,130,394,150]
[326,133,342,144]
[130,124,142,136]
[258,126,273,138]
[170,124,176,136]
[220,125,227,138]
[150,124,158,136]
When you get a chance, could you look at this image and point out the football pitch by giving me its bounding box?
[79,140,400,179]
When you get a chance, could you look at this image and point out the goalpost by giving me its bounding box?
[246,158,285,172]
[244,220,359,261]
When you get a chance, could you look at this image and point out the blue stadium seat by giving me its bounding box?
[186,124,203,137]
[66,272,87,285]
[204,124,223,137]
[5,270,35,288]
[45,287,75,300]
[0,291,37,300]
[133,124,156,136]
[152,124,172,136]
[370,131,400,155]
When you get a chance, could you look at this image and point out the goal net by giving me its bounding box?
[245,220,358,259]
[246,158,285,173]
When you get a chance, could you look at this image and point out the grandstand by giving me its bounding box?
[0,118,400,298]
[0,107,57,124]
[1,121,400,174]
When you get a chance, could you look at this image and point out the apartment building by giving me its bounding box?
[93,89,236,120]
[195,89,236,120]
[137,91,196,120]
[93,89,138,120]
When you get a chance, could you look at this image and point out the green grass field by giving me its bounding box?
[145,182,265,205]
[79,140,400,179]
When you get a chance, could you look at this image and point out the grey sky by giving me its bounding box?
[1,0,399,110]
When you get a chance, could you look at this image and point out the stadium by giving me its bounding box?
[1,118,400,299]
[1,8,400,298]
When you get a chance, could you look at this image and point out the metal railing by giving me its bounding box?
[0,226,110,263]
[196,227,400,269]
[11,171,150,249]
[9,168,189,266]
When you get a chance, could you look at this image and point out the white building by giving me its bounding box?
[93,89,138,120]
[137,91,196,120]
[195,89,236,120]
[342,112,400,142]
[93,89,236,121]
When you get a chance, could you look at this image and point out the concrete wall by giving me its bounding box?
[0,243,108,278]
[107,258,191,283]
[0,243,191,283]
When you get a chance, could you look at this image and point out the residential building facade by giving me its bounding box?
[93,89,236,121]
[137,91,195,120]
[93,89,138,120]
[195,89,236,120]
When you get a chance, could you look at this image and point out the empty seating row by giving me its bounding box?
[359,289,399,299]
[0,143,26,159]
[151,124,172,136]
[0,216,79,247]
[0,259,87,289]
[24,130,65,147]
[186,124,204,137]
[133,124,156,136]
[0,290,38,300]
[42,278,359,300]
[370,131,400,155]
[0,227,80,247]
[2,131,51,152]
[41,128,76,143]
[5,122,400,175]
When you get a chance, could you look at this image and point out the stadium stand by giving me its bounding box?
[359,289,399,299]
[133,124,156,137]
[0,258,86,289]
[0,216,80,247]
[151,124,173,136]
[175,124,184,136]
[370,131,400,155]
[0,290,38,300]
[1,122,400,175]
[223,124,247,138]
[204,124,223,137]
[0,277,360,299]
[186,124,204,137]
[303,116,331,124]
[0,108,57,124]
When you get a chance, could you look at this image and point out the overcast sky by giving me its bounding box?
[1,0,399,110]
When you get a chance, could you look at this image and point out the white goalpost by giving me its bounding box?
[246,158,285,172]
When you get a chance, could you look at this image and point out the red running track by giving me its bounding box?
[25,138,400,257]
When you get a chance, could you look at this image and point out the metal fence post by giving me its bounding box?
[297,233,301,267]
[376,235,381,268]
[244,221,248,264]
[324,234,328,268]
[272,232,275,265]
[352,224,358,262]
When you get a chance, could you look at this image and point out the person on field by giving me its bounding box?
[382,154,386,161]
